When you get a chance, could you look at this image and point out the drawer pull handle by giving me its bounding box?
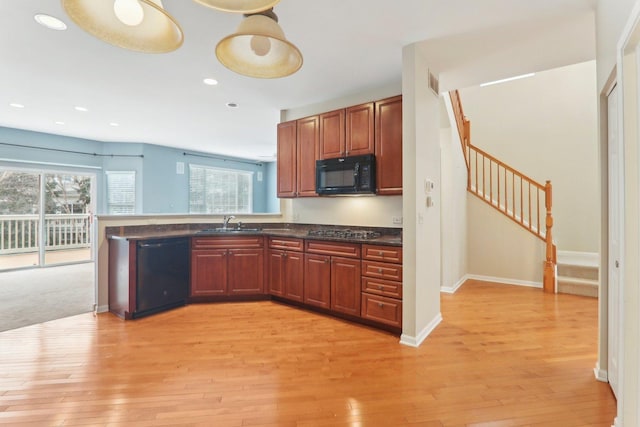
[378,302,384,308]
[378,285,384,290]
[377,268,383,274]
[378,251,383,256]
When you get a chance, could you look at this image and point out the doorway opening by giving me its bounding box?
[0,167,96,331]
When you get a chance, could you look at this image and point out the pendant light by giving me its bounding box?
[193,0,280,14]
[61,0,183,53]
[215,8,302,79]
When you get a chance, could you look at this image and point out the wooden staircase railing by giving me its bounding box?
[449,90,556,293]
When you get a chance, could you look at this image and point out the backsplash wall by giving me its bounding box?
[289,196,403,227]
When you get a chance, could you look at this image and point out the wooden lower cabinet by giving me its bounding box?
[190,237,264,297]
[304,253,331,309]
[189,236,401,332]
[361,244,403,328]
[330,256,361,316]
[268,249,304,302]
[227,249,264,295]
[191,249,227,296]
[303,252,361,316]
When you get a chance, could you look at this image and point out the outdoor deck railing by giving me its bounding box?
[0,214,91,255]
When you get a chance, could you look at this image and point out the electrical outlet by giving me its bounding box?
[392,216,403,225]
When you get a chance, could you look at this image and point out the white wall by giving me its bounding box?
[289,196,402,227]
[400,44,443,346]
[461,61,599,254]
[596,0,637,90]
[621,42,640,427]
[596,1,640,425]
[467,195,545,285]
[439,119,468,292]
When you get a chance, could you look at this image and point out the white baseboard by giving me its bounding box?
[465,274,542,289]
[400,312,443,347]
[97,304,109,314]
[557,250,599,267]
[441,275,468,294]
[593,363,608,382]
[612,417,621,427]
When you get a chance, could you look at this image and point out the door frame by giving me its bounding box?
[611,2,640,424]
[605,81,622,402]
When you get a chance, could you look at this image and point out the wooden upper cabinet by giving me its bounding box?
[319,109,345,159]
[277,120,297,198]
[296,115,319,197]
[346,102,375,157]
[375,96,403,195]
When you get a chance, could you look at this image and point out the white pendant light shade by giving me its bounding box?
[61,0,183,53]
[215,12,302,78]
[193,0,280,14]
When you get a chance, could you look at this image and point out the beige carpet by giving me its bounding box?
[0,262,95,332]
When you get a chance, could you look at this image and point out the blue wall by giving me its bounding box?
[0,126,279,214]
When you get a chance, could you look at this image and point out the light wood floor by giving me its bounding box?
[0,280,616,426]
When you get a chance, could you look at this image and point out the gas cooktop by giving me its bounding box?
[307,229,381,240]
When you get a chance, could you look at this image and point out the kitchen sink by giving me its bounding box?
[197,227,262,234]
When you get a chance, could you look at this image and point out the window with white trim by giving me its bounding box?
[105,171,136,214]
[189,165,253,214]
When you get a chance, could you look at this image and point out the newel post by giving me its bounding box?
[543,180,556,293]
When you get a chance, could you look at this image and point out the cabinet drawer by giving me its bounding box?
[362,260,402,281]
[361,293,402,328]
[268,237,304,251]
[361,276,402,299]
[305,240,361,258]
[362,244,402,263]
[192,236,264,249]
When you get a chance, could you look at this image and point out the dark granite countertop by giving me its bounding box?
[107,223,402,246]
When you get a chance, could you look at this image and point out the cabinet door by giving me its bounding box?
[319,109,345,159]
[304,253,331,309]
[375,95,403,195]
[346,102,374,156]
[284,251,304,302]
[268,250,285,297]
[228,249,264,295]
[296,115,319,197]
[190,249,227,296]
[277,120,297,198]
[331,256,361,316]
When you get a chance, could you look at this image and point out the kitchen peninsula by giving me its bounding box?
[107,222,403,333]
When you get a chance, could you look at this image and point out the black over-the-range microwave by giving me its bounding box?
[315,154,376,195]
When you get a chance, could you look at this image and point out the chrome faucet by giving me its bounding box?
[222,215,236,230]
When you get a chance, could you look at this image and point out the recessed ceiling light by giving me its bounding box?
[55,121,65,125]
[203,78,219,86]
[109,122,120,127]
[9,103,25,109]
[34,14,67,31]
[75,106,88,112]
[226,102,238,108]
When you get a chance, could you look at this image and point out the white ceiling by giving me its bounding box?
[0,0,596,161]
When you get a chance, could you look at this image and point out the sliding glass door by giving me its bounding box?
[0,169,94,270]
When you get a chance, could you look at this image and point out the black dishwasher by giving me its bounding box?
[136,237,189,318]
